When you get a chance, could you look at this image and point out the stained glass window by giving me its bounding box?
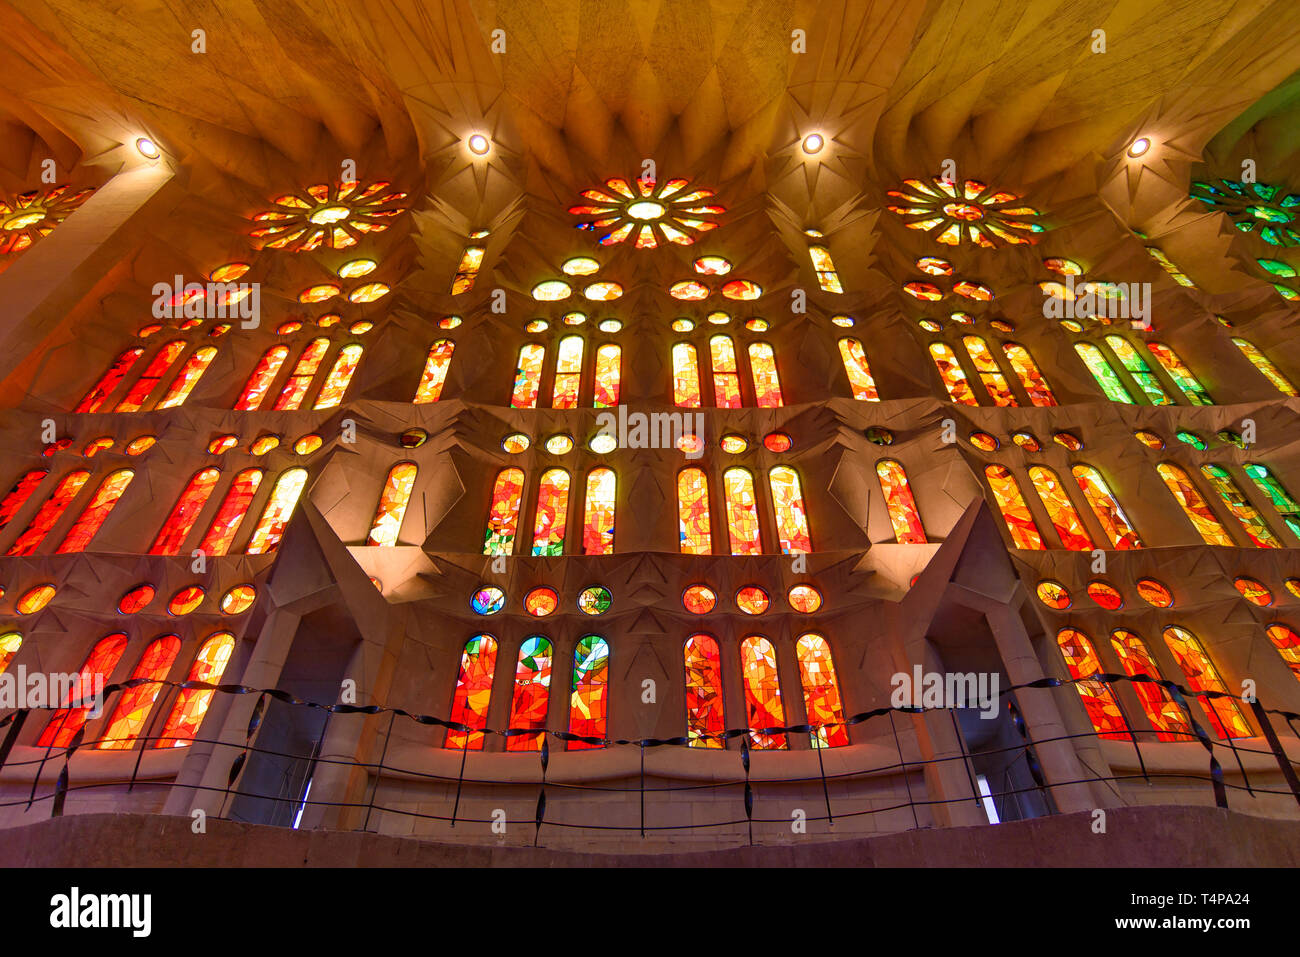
[75,348,145,413]
[1055,628,1130,740]
[531,468,570,556]
[6,470,90,556]
[748,343,784,407]
[506,636,552,751]
[451,242,485,294]
[552,335,584,409]
[252,179,407,251]
[1146,342,1212,405]
[484,467,525,555]
[1027,466,1093,550]
[113,340,186,412]
[962,336,1017,406]
[795,634,848,748]
[582,467,615,555]
[511,343,545,408]
[838,338,879,401]
[0,469,48,531]
[1109,629,1190,741]
[876,459,927,544]
[37,633,128,749]
[150,468,220,554]
[768,466,811,554]
[1156,463,1234,546]
[808,244,843,292]
[672,342,701,407]
[593,343,620,408]
[1242,463,1300,537]
[245,467,308,554]
[197,468,263,556]
[1161,626,1252,739]
[984,464,1045,549]
[312,343,363,409]
[98,635,182,750]
[886,177,1042,247]
[684,634,724,747]
[445,635,497,750]
[154,632,236,748]
[0,632,21,675]
[929,342,978,405]
[270,338,329,411]
[569,175,724,247]
[1264,624,1300,682]
[568,635,609,749]
[1199,465,1282,548]
[156,346,217,409]
[1231,338,1297,396]
[55,469,134,553]
[677,468,712,554]
[1001,343,1056,406]
[709,336,742,408]
[1103,336,1172,405]
[414,339,455,403]
[1072,465,1143,549]
[723,467,762,555]
[1074,342,1135,403]
[366,463,417,547]
[740,635,787,749]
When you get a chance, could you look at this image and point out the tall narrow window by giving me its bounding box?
[928,342,978,405]
[1103,336,1172,405]
[1156,463,1234,546]
[1074,342,1135,403]
[672,343,701,407]
[366,463,417,546]
[313,343,363,409]
[6,470,90,556]
[768,466,810,554]
[568,635,609,749]
[1199,465,1282,548]
[511,343,545,408]
[838,338,880,401]
[244,467,308,554]
[37,634,128,749]
[450,242,485,294]
[197,468,263,556]
[273,338,330,411]
[677,468,712,554]
[1264,624,1300,682]
[963,336,1017,406]
[684,634,724,748]
[156,346,217,409]
[1027,466,1093,550]
[1147,342,1212,405]
[115,340,187,412]
[531,468,570,556]
[876,460,927,544]
[55,469,134,553]
[1232,337,1297,396]
[506,636,552,751]
[75,348,144,413]
[582,467,615,555]
[592,343,621,408]
[98,635,182,750]
[1243,463,1300,538]
[809,245,843,293]
[155,632,236,748]
[1071,465,1143,549]
[1055,628,1130,740]
[484,467,525,556]
[795,634,848,748]
[984,464,1045,549]
[723,467,761,555]
[0,469,49,531]
[1109,629,1191,741]
[1161,626,1252,739]
[445,635,498,750]
[413,339,454,403]
[235,345,289,410]
[552,335,584,409]
[1001,343,1056,406]
[0,632,21,675]
[748,343,784,408]
[740,635,787,750]
[710,335,742,408]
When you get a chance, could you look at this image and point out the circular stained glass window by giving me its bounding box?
[502,433,530,453]
[918,319,943,332]
[670,280,709,300]
[864,427,893,446]
[16,585,55,615]
[300,284,340,303]
[562,257,600,276]
[1286,578,1300,600]
[677,434,704,455]
[471,586,505,615]
[318,314,341,328]
[1012,431,1041,452]
[276,320,303,335]
[338,258,376,278]
[969,431,999,452]
[1087,580,1123,610]
[990,319,1015,334]
[210,262,251,282]
[707,311,730,325]
[1053,431,1083,451]
[564,312,587,326]
[138,323,163,338]
[763,432,793,452]
[916,257,953,276]
[584,281,623,301]
[903,281,943,301]
[125,436,157,455]
[599,319,622,333]
[1043,257,1083,276]
[294,433,323,455]
[525,319,549,333]
[1176,431,1207,450]
[532,280,571,301]
[693,256,731,275]
[221,585,257,614]
[720,435,748,453]
[1136,578,1173,608]
[721,279,761,300]
[349,320,374,335]
[671,318,694,332]
[439,316,462,329]
[745,318,769,332]
[525,586,559,617]
[1234,577,1273,606]
[400,428,428,449]
[683,585,717,615]
[949,311,974,325]
[788,584,822,613]
[545,434,574,454]
[831,315,854,327]
[250,434,280,455]
[168,585,205,616]
[589,432,617,454]
[736,586,770,615]
[1134,430,1164,450]
[1036,580,1071,610]
[577,585,612,616]
[208,435,238,454]
[350,283,389,304]
[1059,320,1083,333]
[118,584,156,615]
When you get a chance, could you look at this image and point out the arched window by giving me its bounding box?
[414,339,454,403]
[747,342,784,408]
[55,469,134,553]
[272,338,330,411]
[582,467,615,555]
[1056,628,1130,740]
[722,467,761,555]
[1001,343,1056,406]
[552,335,584,409]
[672,342,701,407]
[962,336,1016,406]
[531,468,570,556]
[568,635,610,749]
[483,467,525,556]
[235,345,289,410]
[740,635,787,749]
[709,335,742,408]
[154,632,236,748]
[366,463,417,546]
[876,459,927,544]
[1071,465,1143,549]
[809,245,843,293]
[795,634,848,747]
[1264,624,1300,682]
[445,634,498,750]
[677,468,712,554]
[197,468,264,556]
[768,465,810,554]
[75,348,145,413]
[98,634,182,750]
[0,631,21,675]
[6,470,90,556]
[1103,336,1172,405]
[1146,342,1211,405]
[928,342,978,405]
[1074,342,1134,403]
[1027,466,1093,550]
[37,633,129,748]
[1232,337,1297,396]
[1109,629,1191,741]
[984,464,1045,549]
[0,469,48,531]
[593,343,620,408]
[1161,626,1251,739]
[1199,465,1282,548]
[511,343,545,409]
[156,346,217,409]
[506,636,552,751]
[684,634,724,748]
[245,467,308,554]
[115,340,187,412]
[1156,463,1234,546]
[1243,463,1300,538]
[451,242,485,294]
[313,343,363,409]
[838,338,879,401]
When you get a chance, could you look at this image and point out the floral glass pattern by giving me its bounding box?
[251,180,407,252]
[569,175,723,248]
[886,176,1042,247]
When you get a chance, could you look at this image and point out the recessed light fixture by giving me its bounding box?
[468,133,490,156]
[801,132,825,155]
[135,137,161,159]
[1127,136,1151,158]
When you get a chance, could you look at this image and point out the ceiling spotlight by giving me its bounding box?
[1127,137,1151,158]
[802,132,825,155]
[468,133,490,156]
[135,137,161,160]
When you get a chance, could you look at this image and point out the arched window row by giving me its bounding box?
[1072,337,1212,406]
[1156,462,1285,548]
[510,338,623,410]
[233,339,364,411]
[671,336,784,408]
[926,338,1057,407]
[75,340,220,413]
[483,466,617,557]
[2,468,136,556]
[983,463,1141,551]
[675,465,810,555]
[149,467,307,557]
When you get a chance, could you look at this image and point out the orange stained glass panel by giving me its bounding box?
[271,338,329,411]
[506,636,552,751]
[155,346,217,409]
[876,459,927,544]
[1161,626,1252,739]
[552,335,584,409]
[677,468,712,554]
[1200,465,1282,548]
[568,635,610,749]
[0,632,21,675]
[312,343,363,409]
[1264,624,1300,682]
[684,634,725,747]
[593,343,621,408]
[962,335,1017,406]
[582,467,615,555]
[6,470,90,556]
[484,467,525,555]
[197,468,263,556]
[366,462,416,546]
[710,335,742,408]
[1109,629,1192,741]
[984,464,1045,549]
[838,338,879,401]
[445,634,498,750]
[0,469,49,530]
[115,340,186,412]
[530,468,570,556]
[150,468,220,554]
[747,342,784,408]
[98,635,182,750]
[55,469,134,553]
[75,348,145,413]
[929,342,978,405]
[154,632,236,747]
[1027,466,1094,550]
[414,339,454,403]
[1155,463,1234,546]
[740,635,787,749]
[37,633,128,749]
[1002,343,1057,406]
[234,345,288,411]
[244,467,308,554]
[511,343,545,409]
[1055,628,1130,740]
[1072,465,1143,549]
[672,342,702,407]
[796,633,849,747]
[723,467,762,555]
[769,465,811,554]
